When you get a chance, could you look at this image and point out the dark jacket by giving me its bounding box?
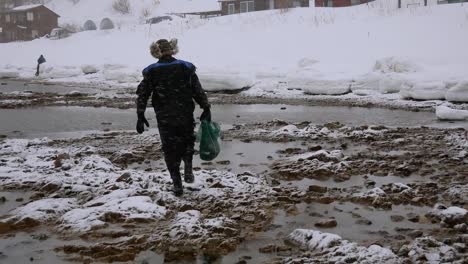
[136,56,209,121]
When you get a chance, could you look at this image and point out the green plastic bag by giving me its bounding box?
[197,120,221,161]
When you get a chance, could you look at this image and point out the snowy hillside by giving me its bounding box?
[34,0,220,25]
[0,0,468,101]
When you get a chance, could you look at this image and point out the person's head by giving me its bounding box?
[150,38,179,59]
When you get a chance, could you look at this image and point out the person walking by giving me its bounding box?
[35,55,46,77]
[135,39,211,196]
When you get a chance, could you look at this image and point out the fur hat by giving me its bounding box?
[150,38,179,59]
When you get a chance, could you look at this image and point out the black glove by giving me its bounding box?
[200,107,211,123]
[136,112,149,134]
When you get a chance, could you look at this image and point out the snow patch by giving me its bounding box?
[436,105,468,121]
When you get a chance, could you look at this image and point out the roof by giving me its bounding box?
[2,4,60,17]
[12,4,42,11]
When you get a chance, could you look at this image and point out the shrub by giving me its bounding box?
[112,0,131,14]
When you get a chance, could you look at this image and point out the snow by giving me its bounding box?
[11,4,42,11]
[400,81,447,100]
[436,105,468,121]
[446,81,468,103]
[379,74,404,94]
[431,205,467,219]
[286,229,401,263]
[405,237,459,264]
[355,187,387,198]
[0,135,272,233]
[288,229,342,251]
[302,79,351,95]
[6,198,77,223]
[0,1,466,104]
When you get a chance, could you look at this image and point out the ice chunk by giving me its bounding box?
[446,81,468,103]
[374,57,420,73]
[436,105,468,121]
[400,81,447,100]
[379,75,404,94]
[81,64,99,74]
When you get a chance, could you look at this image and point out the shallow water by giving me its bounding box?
[0,105,467,138]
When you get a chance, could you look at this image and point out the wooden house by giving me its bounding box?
[314,0,371,7]
[219,0,309,15]
[0,4,59,43]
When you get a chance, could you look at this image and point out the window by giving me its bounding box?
[228,3,235,14]
[32,30,39,38]
[5,14,10,22]
[293,0,302,7]
[327,0,333,7]
[0,27,2,33]
[27,12,34,21]
[240,1,254,13]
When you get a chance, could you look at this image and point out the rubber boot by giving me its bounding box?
[169,167,183,196]
[183,156,194,184]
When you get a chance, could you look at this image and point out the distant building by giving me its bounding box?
[315,0,372,7]
[0,4,59,43]
[219,0,309,15]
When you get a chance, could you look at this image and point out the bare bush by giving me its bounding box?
[141,7,151,18]
[60,23,81,33]
[112,0,131,14]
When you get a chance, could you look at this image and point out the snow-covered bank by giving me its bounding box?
[1,1,468,99]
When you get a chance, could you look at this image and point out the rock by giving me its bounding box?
[315,218,337,228]
[391,215,405,222]
[452,243,465,253]
[356,219,372,225]
[15,198,24,202]
[454,223,467,232]
[243,214,256,223]
[54,153,70,168]
[40,183,61,193]
[31,234,49,241]
[407,213,420,223]
[0,197,6,203]
[408,230,423,238]
[209,182,226,188]
[308,185,328,193]
[216,160,231,165]
[308,145,322,152]
[410,197,425,205]
[280,107,287,110]
[116,172,132,183]
[99,212,126,223]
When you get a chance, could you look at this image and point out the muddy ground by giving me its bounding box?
[1,121,467,263]
[0,80,467,263]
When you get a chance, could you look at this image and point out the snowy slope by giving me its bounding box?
[0,0,468,98]
[44,0,220,25]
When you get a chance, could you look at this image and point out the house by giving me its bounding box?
[314,0,371,7]
[0,4,59,43]
[219,0,309,15]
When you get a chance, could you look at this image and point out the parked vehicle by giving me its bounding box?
[48,28,72,40]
